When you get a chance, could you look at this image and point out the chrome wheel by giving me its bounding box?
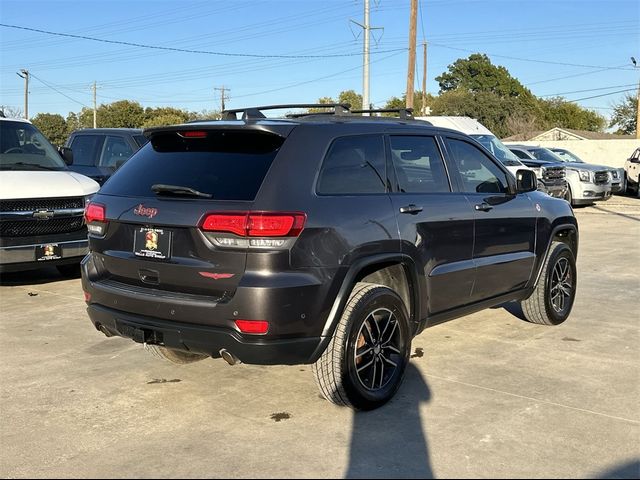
[353,308,402,391]
[550,257,573,314]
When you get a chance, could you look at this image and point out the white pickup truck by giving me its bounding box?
[625,147,640,197]
[0,116,99,275]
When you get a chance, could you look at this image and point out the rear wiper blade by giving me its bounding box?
[151,184,212,198]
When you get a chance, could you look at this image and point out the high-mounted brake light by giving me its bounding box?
[201,212,306,237]
[84,203,105,223]
[180,130,207,138]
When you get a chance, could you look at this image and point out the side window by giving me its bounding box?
[317,135,386,195]
[446,138,509,194]
[511,149,529,160]
[100,136,134,168]
[389,136,450,193]
[70,135,103,166]
[133,135,149,148]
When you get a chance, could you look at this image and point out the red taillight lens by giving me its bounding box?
[248,213,305,237]
[201,213,248,236]
[201,212,306,237]
[235,319,269,334]
[85,203,105,223]
[180,130,207,138]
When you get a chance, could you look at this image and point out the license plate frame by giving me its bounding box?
[133,227,172,260]
[35,243,62,261]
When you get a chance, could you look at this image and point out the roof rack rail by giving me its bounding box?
[350,108,414,120]
[222,103,351,120]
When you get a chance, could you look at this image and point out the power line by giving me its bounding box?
[29,73,89,108]
[0,23,406,59]
[428,42,636,70]
[540,83,639,97]
[570,88,637,102]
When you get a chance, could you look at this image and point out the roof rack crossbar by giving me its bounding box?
[351,108,414,120]
[222,103,351,120]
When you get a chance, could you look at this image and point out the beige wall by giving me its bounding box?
[503,139,639,168]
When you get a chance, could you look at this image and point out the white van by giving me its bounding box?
[0,116,99,275]
[418,116,568,198]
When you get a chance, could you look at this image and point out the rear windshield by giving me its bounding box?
[100,130,284,201]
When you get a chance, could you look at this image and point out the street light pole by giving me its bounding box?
[16,69,29,119]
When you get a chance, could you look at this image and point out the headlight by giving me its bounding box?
[611,170,618,179]
[578,170,591,182]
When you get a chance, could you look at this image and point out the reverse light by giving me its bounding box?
[235,319,269,335]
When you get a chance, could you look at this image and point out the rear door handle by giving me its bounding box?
[474,202,493,212]
[399,204,423,214]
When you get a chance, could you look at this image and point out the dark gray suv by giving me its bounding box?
[81,105,579,410]
[65,128,148,185]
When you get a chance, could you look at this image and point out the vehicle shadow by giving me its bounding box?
[500,300,527,321]
[0,266,74,286]
[346,363,434,479]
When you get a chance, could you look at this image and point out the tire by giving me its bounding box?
[145,344,207,364]
[56,263,81,278]
[520,241,577,325]
[312,282,411,410]
[564,185,573,206]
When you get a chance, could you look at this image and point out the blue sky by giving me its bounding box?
[1,0,638,123]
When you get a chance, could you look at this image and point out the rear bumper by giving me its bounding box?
[81,252,340,365]
[0,238,88,272]
[87,303,322,365]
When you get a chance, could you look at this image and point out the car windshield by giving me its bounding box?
[470,135,523,166]
[528,148,563,163]
[0,121,67,170]
[552,149,584,163]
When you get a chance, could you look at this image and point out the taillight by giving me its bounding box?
[179,130,207,138]
[235,319,269,335]
[201,212,306,237]
[85,203,105,223]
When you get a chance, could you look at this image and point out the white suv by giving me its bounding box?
[0,116,99,274]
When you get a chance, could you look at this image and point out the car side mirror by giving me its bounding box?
[58,146,73,165]
[516,169,537,193]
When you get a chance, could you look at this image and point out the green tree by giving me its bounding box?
[436,53,531,98]
[338,90,363,110]
[78,100,145,128]
[383,91,434,116]
[539,97,606,132]
[31,113,67,146]
[608,93,637,135]
[65,112,82,136]
[142,113,190,128]
[308,97,336,113]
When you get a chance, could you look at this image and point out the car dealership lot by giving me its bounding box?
[1,197,638,479]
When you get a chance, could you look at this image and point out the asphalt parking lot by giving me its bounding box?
[1,196,638,479]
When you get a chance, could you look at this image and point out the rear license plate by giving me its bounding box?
[35,243,62,261]
[133,227,171,259]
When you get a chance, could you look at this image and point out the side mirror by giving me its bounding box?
[516,169,537,193]
[58,146,73,165]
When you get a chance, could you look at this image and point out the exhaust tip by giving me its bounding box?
[219,349,240,366]
[97,324,113,337]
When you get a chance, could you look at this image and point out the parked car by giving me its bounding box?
[550,147,624,194]
[507,144,611,206]
[0,116,99,274]
[82,104,578,410]
[624,147,640,197]
[64,128,148,185]
[418,116,567,199]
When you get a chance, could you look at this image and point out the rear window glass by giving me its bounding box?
[100,130,284,201]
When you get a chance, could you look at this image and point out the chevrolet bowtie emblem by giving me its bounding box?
[33,210,55,220]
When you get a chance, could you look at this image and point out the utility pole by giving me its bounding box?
[406,0,418,109]
[421,41,427,115]
[351,1,382,116]
[633,57,639,139]
[214,86,230,112]
[16,69,29,119]
[92,81,97,128]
